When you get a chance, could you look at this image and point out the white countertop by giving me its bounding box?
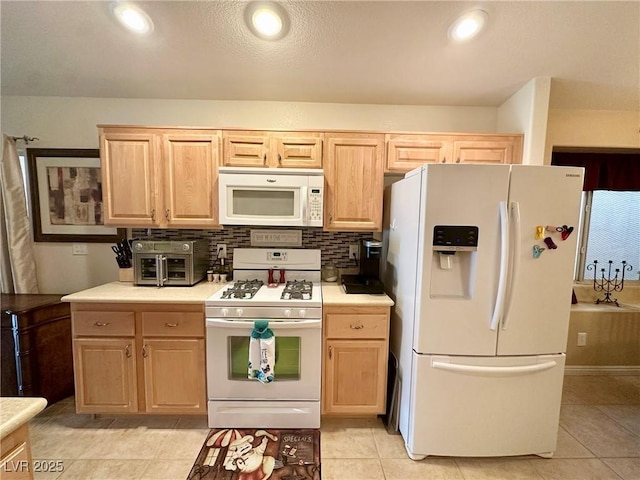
[0,397,47,438]
[321,282,394,306]
[60,280,394,307]
[61,281,226,304]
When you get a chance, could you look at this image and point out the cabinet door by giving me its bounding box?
[222,131,270,167]
[142,338,206,414]
[386,135,451,172]
[453,137,521,164]
[100,131,160,226]
[163,132,221,228]
[73,338,137,413]
[0,425,32,480]
[324,339,387,414]
[274,134,323,168]
[324,133,385,231]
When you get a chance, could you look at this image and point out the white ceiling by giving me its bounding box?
[2,1,639,110]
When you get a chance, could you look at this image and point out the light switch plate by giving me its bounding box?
[72,243,88,255]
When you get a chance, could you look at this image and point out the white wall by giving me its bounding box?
[1,95,498,294]
[497,77,551,165]
[544,109,640,162]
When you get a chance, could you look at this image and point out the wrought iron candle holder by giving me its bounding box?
[586,260,633,306]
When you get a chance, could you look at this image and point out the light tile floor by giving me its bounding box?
[27,375,639,480]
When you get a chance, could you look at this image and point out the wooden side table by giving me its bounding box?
[1,295,74,404]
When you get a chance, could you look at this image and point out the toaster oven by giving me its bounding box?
[132,240,209,287]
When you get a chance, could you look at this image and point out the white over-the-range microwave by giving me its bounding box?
[218,167,324,227]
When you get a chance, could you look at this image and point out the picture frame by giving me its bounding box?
[26,148,126,243]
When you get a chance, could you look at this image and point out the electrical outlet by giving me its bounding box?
[348,244,359,260]
[217,244,227,259]
[72,243,88,255]
[577,332,587,347]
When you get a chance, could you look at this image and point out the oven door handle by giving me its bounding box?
[206,318,321,329]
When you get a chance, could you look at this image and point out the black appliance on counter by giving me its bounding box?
[341,238,385,294]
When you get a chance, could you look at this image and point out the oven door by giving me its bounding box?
[205,318,321,400]
[135,254,192,286]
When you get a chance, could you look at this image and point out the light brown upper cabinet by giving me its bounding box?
[324,133,385,231]
[385,133,523,173]
[99,126,221,228]
[222,130,323,168]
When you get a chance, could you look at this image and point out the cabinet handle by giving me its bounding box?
[456,158,461,163]
[142,345,148,358]
[277,153,282,165]
[93,322,110,327]
[441,157,446,163]
[328,213,333,223]
[164,322,178,328]
[350,324,364,330]
[125,344,131,358]
[165,209,170,220]
[263,153,267,162]
[150,209,155,221]
[328,346,332,359]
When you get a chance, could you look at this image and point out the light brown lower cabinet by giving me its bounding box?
[0,424,34,480]
[70,303,206,415]
[322,305,390,415]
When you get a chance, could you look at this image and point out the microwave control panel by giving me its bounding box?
[308,187,323,222]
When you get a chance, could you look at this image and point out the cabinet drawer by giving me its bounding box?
[141,312,204,337]
[325,313,388,339]
[73,312,135,337]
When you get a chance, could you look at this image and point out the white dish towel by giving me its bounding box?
[248,320,275,383]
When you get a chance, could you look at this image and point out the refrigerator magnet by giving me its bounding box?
[533,245,545,258]
[561,225,574,240]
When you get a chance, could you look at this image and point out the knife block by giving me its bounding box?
[118,268,134,282]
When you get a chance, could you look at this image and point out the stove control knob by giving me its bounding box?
[298,309,306,318]
[221,308,229,317]
[236,308,244,317]
[284,309,292,318]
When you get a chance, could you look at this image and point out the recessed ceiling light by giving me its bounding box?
[111,2,154,35]
[448,10,488,42]
[253,8,282,37]
[245,2,289,40]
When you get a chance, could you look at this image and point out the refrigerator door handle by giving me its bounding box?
[502,201,521,330]
[490,201,509,330]
[432,360,557,376]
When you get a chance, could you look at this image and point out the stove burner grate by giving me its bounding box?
[281,280,313,300]
[220,279,264,299]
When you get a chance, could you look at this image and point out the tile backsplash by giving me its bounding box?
[131,227,374,269]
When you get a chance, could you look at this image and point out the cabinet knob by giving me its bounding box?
[142,345,148,358]
[125,344,131,358]
[165,209,170,220]
[93,322,110,327]
[150,209,156,221]
[441,157,446,163]
[456,158,461,163]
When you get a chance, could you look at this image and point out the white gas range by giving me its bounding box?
[205,248,322,429]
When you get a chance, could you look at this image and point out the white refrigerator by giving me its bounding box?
[383,164,584,459]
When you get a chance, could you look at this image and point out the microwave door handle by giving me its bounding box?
[301,186,308,224]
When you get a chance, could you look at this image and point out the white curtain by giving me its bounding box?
[0,134,39,293]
